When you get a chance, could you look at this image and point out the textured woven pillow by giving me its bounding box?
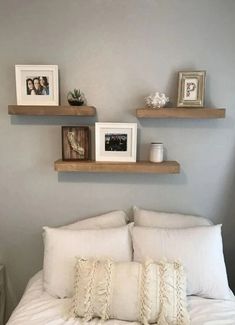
[70,258,190,325]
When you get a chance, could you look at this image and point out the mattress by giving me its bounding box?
[6,271,235,325]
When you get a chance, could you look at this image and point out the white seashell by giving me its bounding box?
[145,92,169,109]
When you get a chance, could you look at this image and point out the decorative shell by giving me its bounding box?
[145,92,169,109]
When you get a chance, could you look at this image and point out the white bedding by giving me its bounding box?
[7,271,235,325]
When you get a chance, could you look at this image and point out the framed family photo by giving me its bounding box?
[15,65,59,105]
[177,71,206,107]
[95,122,137,162]
[62,126,90,161]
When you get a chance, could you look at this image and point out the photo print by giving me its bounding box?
[26,76,49,95]
[105,133,127,151]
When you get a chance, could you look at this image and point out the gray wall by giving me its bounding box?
[1,0,235,318]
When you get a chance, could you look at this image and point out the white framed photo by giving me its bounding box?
[15,65,59,105]
[177,71,206,107]
[95,122,137,162]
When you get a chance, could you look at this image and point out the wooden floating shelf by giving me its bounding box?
[8,105,96,116]
[54,160,180,174]
[136,108,226,119]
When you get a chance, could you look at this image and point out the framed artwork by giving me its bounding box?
[95,122,137,162]
[15,65,59,105]
[177,71,206,107]
[62,126,90,161]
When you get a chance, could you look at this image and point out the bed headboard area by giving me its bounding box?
[6,209,235,325]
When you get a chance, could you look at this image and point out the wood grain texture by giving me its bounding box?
[136,108,226,119]
[54,160,180,174]
[62,126,90,160]
[8,105,96,116]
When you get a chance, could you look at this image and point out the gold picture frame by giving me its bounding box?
[177,71,206,107]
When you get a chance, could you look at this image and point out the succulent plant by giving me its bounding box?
[67,88,86,106]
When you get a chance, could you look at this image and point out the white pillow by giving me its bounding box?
[61,210,128,230]
[70,258,190,325]
[133,206,212,228]
[132,225,231,300]
[43,226,132,298]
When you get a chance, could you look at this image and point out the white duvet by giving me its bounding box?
[7,271,235,325]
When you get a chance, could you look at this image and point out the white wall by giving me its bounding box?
[1,0,235,317]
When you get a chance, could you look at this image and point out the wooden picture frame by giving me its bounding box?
[95,122,137,162]
[15,65,59,105]
[62,126,90,161]
[177,71,206,107]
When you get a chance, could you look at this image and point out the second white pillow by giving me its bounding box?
[133,206,212,228]
[132,225,231,300]
[62,210,128,230]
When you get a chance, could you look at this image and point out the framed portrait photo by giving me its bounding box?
[15,65,59,105]
[177,71,206,107]
[95,122,137,162]
[62,126,90,161]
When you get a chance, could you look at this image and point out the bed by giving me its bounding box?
[6,208,235,325]
[6,271,235,325]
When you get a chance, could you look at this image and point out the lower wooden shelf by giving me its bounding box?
[54,160,180,174]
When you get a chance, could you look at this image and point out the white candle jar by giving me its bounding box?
[149,142,164,163]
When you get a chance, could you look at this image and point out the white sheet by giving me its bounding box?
[7,271,235,325]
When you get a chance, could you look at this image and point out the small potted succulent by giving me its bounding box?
[67,88,86,106]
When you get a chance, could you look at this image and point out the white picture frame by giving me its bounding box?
[95,122,137,162]
[15,65,59,105]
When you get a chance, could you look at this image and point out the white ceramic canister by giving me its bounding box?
[149,142,164,163]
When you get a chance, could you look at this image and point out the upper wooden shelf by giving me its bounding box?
[54,160,180,174]
[136,108,226,119]
[8,105,96,116]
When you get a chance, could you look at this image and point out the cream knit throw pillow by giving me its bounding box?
[70,258,190,325]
